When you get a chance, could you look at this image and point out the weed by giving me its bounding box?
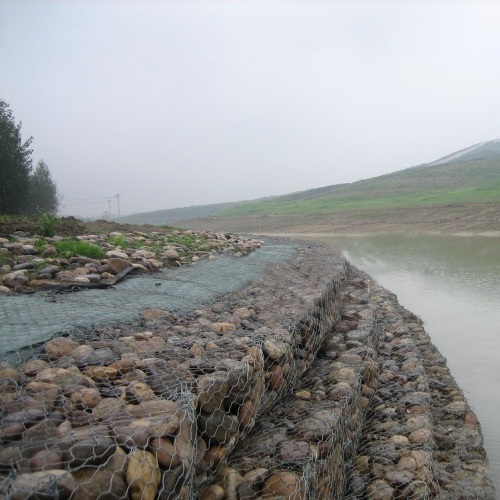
[53,240,105,260]
[36,210,58,237]
[166,234,199,250]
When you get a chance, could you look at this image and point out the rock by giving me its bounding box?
[366,479,396,499]
[22,245,37,255]
[408,428,431,444]
[71,467,128,499]
[29,448,64,471]
[276,440,310,463]
[126,449,161,500]
[107,258,131,274]
[106,250,129,259]
[237,468,268,499]
[12,262,34,271]
[44,337,79,357]
[211,322,235,333]
[0,443,23,468]
[2,271,28,288]
[132,250,155,259]
[198,408,239,446]
[142,308,175,322]
[384,468,414,486]
[69,388,101,409]
[164,249,179,261]
[149,437,180,469]
[42,246,58,257]
[389,435,410,447]
[125,381,157,404]
[38,265,59,276]
[262,471,305,499]
[197,373,229,414]
[237,400,256,432]
[0,285,10,294]
[10,470,75,500]
[446,401,467,416]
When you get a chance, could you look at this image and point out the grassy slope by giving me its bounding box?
[219,158,500,217]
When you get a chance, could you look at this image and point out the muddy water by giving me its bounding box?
[313,233,500,491]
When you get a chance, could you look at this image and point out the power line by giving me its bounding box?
[63,196,118,202]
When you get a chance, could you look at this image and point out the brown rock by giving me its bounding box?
[70,388,101,409]
[72,466,128,499]
[107,258,131,274]
[266,364,285,391]
[408,428,431,444]
[198,408,239,446]
[366,479,395,499]
[197,373,229,414]
[237,468,268,499]
[262,471,305,499]
[198,484,225,500]
[125,381,157,403]
[126,449,161,500]
[211,322,235,333]
[29,449,64,471]
[10,470,75,500]
[149,436,180,469]
[44,337,79,357]
[237,400,256,432]
[142,308,175,322]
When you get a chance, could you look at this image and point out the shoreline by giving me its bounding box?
[0,237,495,498]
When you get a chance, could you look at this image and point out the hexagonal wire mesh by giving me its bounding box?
[0,240,494,499]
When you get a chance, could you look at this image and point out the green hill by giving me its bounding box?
[219,157,500,217]
[120,140,500,224]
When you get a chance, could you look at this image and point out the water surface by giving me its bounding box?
[318,234,500,491]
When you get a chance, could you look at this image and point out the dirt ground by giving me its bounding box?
[178,203,500,237]
[0,217,177,238]
[1,203,498,238]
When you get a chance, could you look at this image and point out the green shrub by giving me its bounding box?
[53,240,105,260]
[36,210,58,237]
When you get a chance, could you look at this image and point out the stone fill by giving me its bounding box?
[0,238,495,499]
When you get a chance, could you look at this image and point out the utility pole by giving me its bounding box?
[115,194,121,224]
[107,199,112,218]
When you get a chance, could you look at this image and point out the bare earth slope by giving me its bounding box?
[179,203,500,236]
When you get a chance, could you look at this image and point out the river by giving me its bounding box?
[308,233,500,491]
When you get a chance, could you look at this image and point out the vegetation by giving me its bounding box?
[0,100,60,215]
[219,158,500,217]
[165,233,203,250]
[0,100,33,214]
[28,160,60,215]
[52,240,106,260]
[36,209,58,237]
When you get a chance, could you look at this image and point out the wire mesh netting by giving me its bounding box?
[0,237,495,499]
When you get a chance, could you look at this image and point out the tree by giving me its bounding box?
[0,99,33,214]
[28,159,60,214]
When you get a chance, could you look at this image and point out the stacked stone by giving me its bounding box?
[0,244,351,499]
[0,230,262,294]
[0,239,495,499]
[200,269,380,499]
[344,281,441,498]
[403,309,495,498]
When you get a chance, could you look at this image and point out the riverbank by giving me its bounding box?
[0,232,495,498]
[179,202,500,237]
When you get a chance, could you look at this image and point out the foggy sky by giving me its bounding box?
[1,0,499,218]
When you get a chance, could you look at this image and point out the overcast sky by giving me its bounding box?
[1,0,499,218]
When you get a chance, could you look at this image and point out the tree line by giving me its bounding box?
[0,99,60,215]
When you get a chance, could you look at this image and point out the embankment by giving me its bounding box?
[0,239,495,498]
[179,203,500,236]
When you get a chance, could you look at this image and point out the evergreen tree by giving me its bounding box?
[0,99,33,214]
[28,159,60,214]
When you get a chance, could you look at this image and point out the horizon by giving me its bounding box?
[2,1,500,218]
